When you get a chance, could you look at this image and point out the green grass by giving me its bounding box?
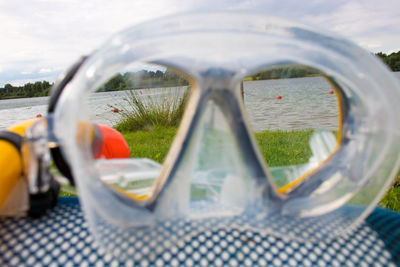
[255,130,313,167]
[59,126,400,213]
[59,190,76,197]
[121,127,314,166]
[379,186,400,211]
[122,126,178,163]
[122,127,399,212]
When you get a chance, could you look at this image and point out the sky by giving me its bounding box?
[0,0,399,87]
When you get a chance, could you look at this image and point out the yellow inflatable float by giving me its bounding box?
[0,119,130,217]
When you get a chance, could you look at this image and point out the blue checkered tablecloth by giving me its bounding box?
[1,197,399,266]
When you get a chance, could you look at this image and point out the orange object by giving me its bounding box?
[112,107,119,113]
[276,95,282,99]
[92,124,130,159]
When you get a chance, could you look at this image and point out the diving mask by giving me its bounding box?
[47,11,400,255]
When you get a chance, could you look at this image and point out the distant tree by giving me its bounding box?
[0,81,53,100]
[376,51,400,71]
[155,70,163,78]
[247,65,321,80]
[0,68,192,99]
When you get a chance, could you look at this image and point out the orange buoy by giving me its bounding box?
[92,123,130,159]
[276,95,282,99]
[112,107,119,113]
[36,114,42,118]
[329,90,334,94]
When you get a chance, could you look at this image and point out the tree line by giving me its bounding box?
[0,81,52,100]
[0,69,190,100]
[1,50,399,99]
[247,65,321,81]
[376,51,400,71]
[96,69,190,92]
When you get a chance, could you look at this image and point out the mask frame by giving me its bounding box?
[50,11,400,243]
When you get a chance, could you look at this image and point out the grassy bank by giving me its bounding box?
[255,130,313,166]
[60,126,399,212]
[122,127,315,166]
[123,126,178,162]
[119,127,399,212]
[379,186,400,211]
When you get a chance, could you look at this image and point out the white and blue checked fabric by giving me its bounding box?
[1,197,399,266]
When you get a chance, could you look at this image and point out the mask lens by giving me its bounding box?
[243,64,341,191]
[84,63,192,198]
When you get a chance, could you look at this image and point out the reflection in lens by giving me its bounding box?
[83,64,192,198]
[243,65,340,192]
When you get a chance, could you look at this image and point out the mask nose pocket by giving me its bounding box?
[154,87,282,219]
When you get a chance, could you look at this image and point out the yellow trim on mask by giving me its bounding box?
[108,184,150,201]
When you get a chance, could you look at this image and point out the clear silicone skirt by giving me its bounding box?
[52,11,400,256]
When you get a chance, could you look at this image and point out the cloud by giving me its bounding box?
[301,0,400,52]
[39,68,52,73]
[0,0,194,86]
[0,0,399,86]
[0,65,60,86]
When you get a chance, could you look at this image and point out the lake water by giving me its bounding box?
[0,77,341,131]
[244,77,338,131]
